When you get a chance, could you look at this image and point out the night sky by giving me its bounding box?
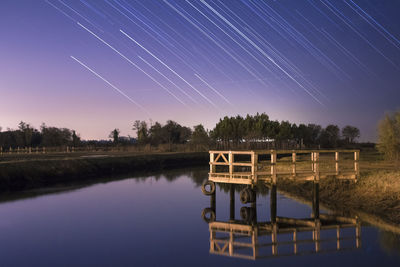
[1,0,399,141]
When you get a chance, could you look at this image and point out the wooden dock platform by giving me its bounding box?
[208,149,360,185]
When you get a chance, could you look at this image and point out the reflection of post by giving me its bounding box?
[230,185,235,221]
[336,226,340,250]
[312,183,320,219]
[270,185,277,223]
[253,227,259,258]
[356,221,361,248]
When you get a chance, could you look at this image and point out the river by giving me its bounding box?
[0,167,398,266]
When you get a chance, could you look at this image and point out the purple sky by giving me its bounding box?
[1,0,400,141]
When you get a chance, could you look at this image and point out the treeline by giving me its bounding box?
[0,122,81,148]
[0,113,361,150]
[122,113,360,149]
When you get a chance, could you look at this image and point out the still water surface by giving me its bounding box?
[0,168,399,266]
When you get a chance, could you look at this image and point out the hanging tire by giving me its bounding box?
[201,181,216,195]
[201,208,216,223]
[240,188,256,204]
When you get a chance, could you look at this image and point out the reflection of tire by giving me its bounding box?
[240,188,256,204]
[201,208,216,223]
[201,181,216,195]
[240,207,255,223]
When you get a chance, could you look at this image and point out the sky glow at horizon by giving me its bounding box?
[1,0,400,141]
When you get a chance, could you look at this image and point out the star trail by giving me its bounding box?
[1,0,399,140]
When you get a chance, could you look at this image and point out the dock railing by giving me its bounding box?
[209,149,360,185]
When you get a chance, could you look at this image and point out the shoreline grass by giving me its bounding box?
[0,152,208,191]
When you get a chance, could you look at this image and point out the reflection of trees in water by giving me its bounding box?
[379,230,400,257]
[134,167,209,185]
[217,182,269,196]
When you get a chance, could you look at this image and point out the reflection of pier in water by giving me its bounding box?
[202,184,361,260]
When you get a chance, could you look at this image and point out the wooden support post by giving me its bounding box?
[311,152,314,171]
[209,152,215,174]
[335,151,339,175]
[228,151,234,179]
[271,151,277,184]
[43,147,46,154]
[252,152,258,183]
[313,152,320,182]
[0,147,2,155]
[293,229,298,254]
[354,151,360,181]
[292,152,296,177]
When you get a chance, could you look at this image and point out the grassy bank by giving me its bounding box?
[0,152,208,191]
[278,150,400,224]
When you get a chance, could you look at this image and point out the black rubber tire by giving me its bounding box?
[240,188,256,204]
[201,181,216,195]
[240,188,250,204]
[201,208,216,223]
[240,207,255,223]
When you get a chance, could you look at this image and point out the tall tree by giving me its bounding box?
[133,120,148,144]
[342,125,360,143]
[191,124,209,145]
[377,112,400,160]
[109,129,120,144]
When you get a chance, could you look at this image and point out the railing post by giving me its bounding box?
[292,151,296,177]
[271,150,277,184]
[252,151,258,183]
[313,152,320,182]
[354,151,360,181]
[229,151,233,179]
[311,151,314,171]
[335,151,339,175]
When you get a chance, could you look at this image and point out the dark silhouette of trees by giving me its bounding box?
[342,125,360,144]
[0,115,361,150]
[319,125,340,148]
[109,129,120,144]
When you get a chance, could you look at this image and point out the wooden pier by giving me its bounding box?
[208,149,360,185]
